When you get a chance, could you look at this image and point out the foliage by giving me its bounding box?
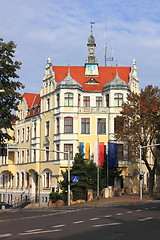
[49,192,65,203]
[60,147,97,201]
[0,39,24,143]
[114,85,160,197]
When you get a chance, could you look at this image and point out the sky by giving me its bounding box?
[1,0,160,94]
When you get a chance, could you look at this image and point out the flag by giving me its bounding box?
[98,142,104,167]
[94,142,98,165]
[85,143,90,159]
[108,142,118,167]
[79,142,84,157]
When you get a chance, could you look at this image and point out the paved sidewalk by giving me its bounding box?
[70,195,152,207]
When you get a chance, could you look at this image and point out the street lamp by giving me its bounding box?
[139,143,160,200]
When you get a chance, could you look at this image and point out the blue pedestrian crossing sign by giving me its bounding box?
[72,176,79,183]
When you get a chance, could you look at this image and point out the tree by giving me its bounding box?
[115,85,160,198]
[60,147,97,201]
[0,39,24,144]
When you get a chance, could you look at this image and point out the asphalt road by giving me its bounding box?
[0,200,160,240]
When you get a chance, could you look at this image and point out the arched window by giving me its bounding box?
[42,170,52,189]
[64,117,73,133]
[64,92,73,106]
[114,93,123,107]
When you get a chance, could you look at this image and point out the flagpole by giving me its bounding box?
[97,135,100,200]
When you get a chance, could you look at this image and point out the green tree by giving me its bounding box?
[60,147,97,201]
[0,39,24,143]
[115,85,160,198]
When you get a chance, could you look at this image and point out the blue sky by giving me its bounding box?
[1,0,160,93]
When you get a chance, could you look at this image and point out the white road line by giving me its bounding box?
[52,224,66,228]
[93,222,122,228]
[0,233,12,238]
[135,209,141,212]
[127,211,133,214]
[104,215,112,218]
[116,213,123,216]
[72,220,85,224]
[139,217,153,222]
[89,218,99,221]
[25,229,43,233]
[151,206,156,209]
[18,229,61,236]
[144,208,149,210]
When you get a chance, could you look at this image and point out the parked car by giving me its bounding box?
[0,202,13,209]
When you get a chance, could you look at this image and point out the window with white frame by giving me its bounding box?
[64,92,73,106]
[42,171,51,189]
[22,128,25,142]
[16,172,19,188]
[64,117,73,133]
[46,121,50,136]
[45,146,49,161]
[26,127,30,141]
[97,118,106,134]
[114,93,123,107]
[81,118,90,134]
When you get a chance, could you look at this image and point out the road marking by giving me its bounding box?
[135,209,141,212]
[25,229,43,232]
[90,218,99,221]
[144,208,149,210]
[127,211,133,214]
[139,217,153,222]
[93,222,122,228]
[116,213,123,216]
[104,215,112,218]
[52,224,66,228]
[151,206,156,209]
[72,220,85,224]
[0,234,12,238]
[18,229,61,236]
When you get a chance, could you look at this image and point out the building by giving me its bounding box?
[0,28,141,206]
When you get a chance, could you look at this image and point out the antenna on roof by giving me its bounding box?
[90,22,95,35]
[104,21,113,66]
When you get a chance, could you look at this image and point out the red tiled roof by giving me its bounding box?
[22,93,40,109]
[52,66,131,91]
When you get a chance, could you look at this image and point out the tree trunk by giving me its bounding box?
[148,170,155,198]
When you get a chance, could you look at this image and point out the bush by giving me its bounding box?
[49,192,64,203]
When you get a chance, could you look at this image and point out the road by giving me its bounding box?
[0,200,160,239]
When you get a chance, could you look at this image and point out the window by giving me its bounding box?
[16,173,19,187]
[106,94,109,107]
[17,130,20,143]
[118,144,123,161]
[78,94,81,107]
[97,118,106,134]
[46,146,49,161]
[114,93,123,107]
[26,173,29,187]
[26,127,30,141]
[33,149,36,162]
[64,144,73,160]
[56,144,60,160]
[43,172,50,189]
[22,128,24,142]
[27,150,30,163]
[17,152,20,164]
[64,117,73,133]
[114,116,123,133]
[46,121,50,136]
[83,96,90,107]
[47,98,50,110]
[57,94,60,107]
[64,92,73,106]
[81,118,90,134]
[21,172,24,188]
[96,97,102,107]
[22,151,24,163]
[56,118,60,134]
[33,122,36,138]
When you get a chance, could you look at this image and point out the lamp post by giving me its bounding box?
[139,143,160,200]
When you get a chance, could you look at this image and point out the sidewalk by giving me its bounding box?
[70,195,152,207]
